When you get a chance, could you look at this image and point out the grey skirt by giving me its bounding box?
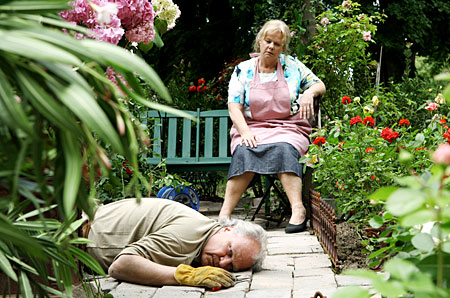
[228,142,303,180]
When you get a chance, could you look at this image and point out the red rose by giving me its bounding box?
[198,78,206,85]
[197,85,202,92]
[440,119,446,124]
[371,175,375,180]
[363,116,374,127]
[366,147,374,153]
[342,96,351,105]
[381,127,399,143]
[399,119,410,126]
[350,116,362,125]
[313,137,326,146]
[443,132,450,140]
[189,85,196,92]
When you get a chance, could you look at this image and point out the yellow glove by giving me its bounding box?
[174,264,235,288]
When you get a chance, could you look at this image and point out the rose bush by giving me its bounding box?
[302,92,449,223]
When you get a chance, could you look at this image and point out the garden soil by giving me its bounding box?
[336,221,369,271]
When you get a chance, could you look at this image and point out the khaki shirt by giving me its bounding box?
[87,198,221,271]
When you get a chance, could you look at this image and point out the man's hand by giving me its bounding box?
[174,264,235,288]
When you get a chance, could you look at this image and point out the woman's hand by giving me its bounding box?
[299,92,314,120]
[240,130,258,148]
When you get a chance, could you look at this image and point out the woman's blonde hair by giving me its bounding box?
[253,20,290,53]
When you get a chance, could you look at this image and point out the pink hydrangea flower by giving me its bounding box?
[125,21,155,44]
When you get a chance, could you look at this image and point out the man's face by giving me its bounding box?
[200,227,261,272]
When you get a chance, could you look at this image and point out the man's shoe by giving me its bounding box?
[285,218,308,234]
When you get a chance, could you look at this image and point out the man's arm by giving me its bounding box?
[109,254,178,286]
[108,254,235,288]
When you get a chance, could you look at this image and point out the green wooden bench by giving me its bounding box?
[145,101,321,223]
[146,109,232,172]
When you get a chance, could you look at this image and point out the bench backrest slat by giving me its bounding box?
[146,109,231,170]
[167,117,177,158]
[182,118,192,158]
[204,117,214,158]
[219,117,228,157]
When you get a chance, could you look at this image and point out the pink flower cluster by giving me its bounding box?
[60,0,155,45]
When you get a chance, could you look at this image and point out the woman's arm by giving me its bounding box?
[109,254,178,286]
[228,102,258,148]
[299,81,326,120]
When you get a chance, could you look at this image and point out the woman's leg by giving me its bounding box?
[277,172,306,225]
[218,171,255,220]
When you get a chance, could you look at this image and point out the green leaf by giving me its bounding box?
[68,246,106,276]
[61,131,82,218]
[372,279,406,297]
[0,219,44,258]
[332,286,371,298]
[384,258,418,281]
[415,253,450,284]
[0,0,70,11]
[17,204,57,221]
[57,218,86,242]
[19,271,33,298]
[400,210,435,227]
[138,41,154,54]
[152,27,164,48]
[13,219,61,231]
[16,70,82,136]
[411,233,435,252]
[435,73,450,81]
[0,68,34,135]
[386,189,425,216]
[79,39,171,103]
[0,250,18,282]
[369,215,384,228]
[0,30,81,65]
[443,241,450,254]
[368,186,397,202]
[51,83,124,154]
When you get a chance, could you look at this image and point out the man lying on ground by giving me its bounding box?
[84,198,267,288]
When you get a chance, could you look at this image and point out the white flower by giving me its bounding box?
[92,2,118,25]
[372,95,379,106]
[320,17,329,26]
[363,31,371,41]
[152,0,181,30]
[435,93,446,105]
[353,96,360,103]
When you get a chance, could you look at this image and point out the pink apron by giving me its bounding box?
[230,58,312,156]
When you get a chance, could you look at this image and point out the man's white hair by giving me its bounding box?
[219,218,267,272]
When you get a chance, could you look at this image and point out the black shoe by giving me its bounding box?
[285,218,308,234]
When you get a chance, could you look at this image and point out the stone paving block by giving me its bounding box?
[294,254,332,269]
[250,270,292,290]
[268,244,315,255]
[293,267,335,278]
[246,288,291,298]
[266,229,311,237]
[293,275,337,292]
[311,245,324,253]
[108,282,158,298]
[292,287,338,298]
[335,274,372,287]
[268,235,319,245]
[89,276,119,293]
[152,285,204,298]
[204,288,246,298]
[262,255,295,271]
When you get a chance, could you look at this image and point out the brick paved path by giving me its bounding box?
[79,201,379,298]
